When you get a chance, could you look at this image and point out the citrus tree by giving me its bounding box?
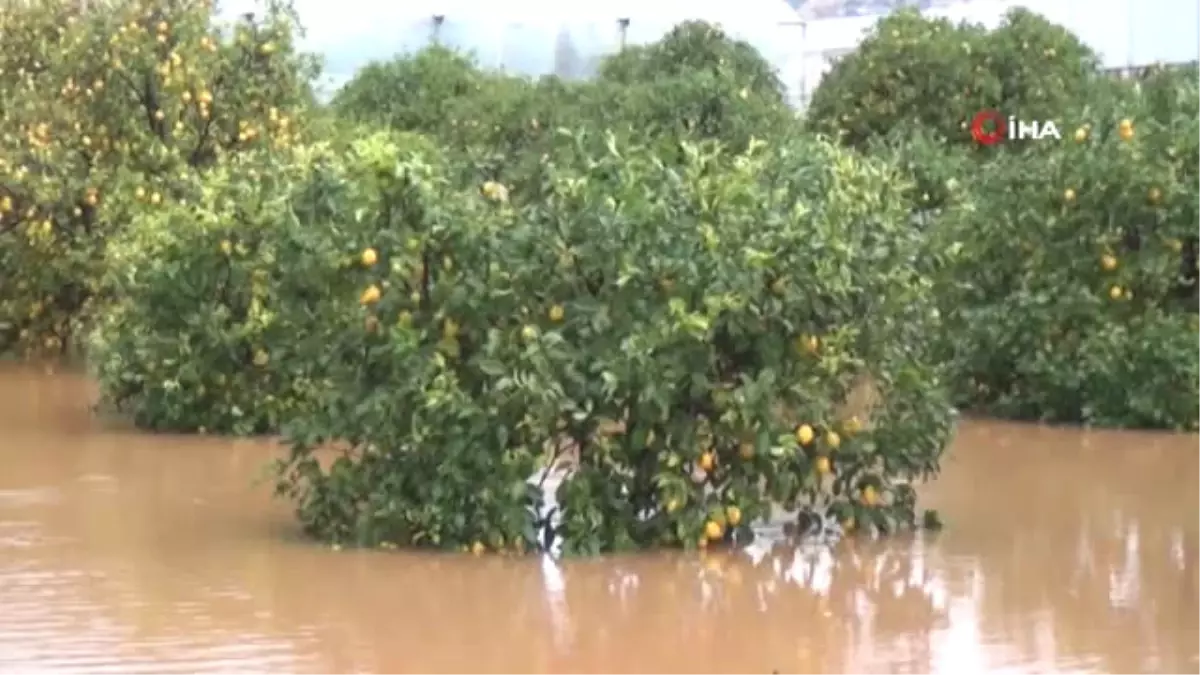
[0,0,317,357]
[272,133,548,550]
[277,129,955,555]
[938,74,1199,429]
[329,45,485,136]
[331,23,797,205]
[985,8,1100,123]
[595,21,794,154]
[598,20,786,106]
[330,46,591,200]
[806,8,1097,150]
[541,134,954,554]
[89,131,446,434]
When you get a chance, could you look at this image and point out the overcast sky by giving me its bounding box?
[219,0,1198,92]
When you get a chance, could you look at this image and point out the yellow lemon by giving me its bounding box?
[481,180,508,203]
[219,239,232,256]
[738,442,755,460]
[1100,254,1118,271]
[803,335,819,354]
[704,520,724,541]
[825,431,841,450]
[1063,188,1076,203]
[360,247,378,267]
[1109,285,1123,300]
[697,451,716,473]
[360,284,382,306]
[862,485,879,506]
[725,506,742,527]
[796,424,815,446]
[815,456,832,475]
[1073,127,1087,142]
[252,349,269,367]
[548,304,565,322]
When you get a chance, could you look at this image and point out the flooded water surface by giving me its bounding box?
[0,364,1196,673]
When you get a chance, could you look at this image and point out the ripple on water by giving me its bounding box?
[0,367,1197,673]
[0,571,307,674]
[0,488,61,508]
[0,533,309,673]
[0,522,72,549]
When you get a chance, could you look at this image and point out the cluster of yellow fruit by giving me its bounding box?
[1071,118,1134,144]
[700,503,742,547]
[26,121,52,149]
[801,414,878,513]
[357,247,381,295]
[797,421,848,478]
[134,185,164,206]
[672,449,743,548]
[265,106,294,148]
[178,86,215,121]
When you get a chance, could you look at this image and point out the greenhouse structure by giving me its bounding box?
[219,0,1199,106]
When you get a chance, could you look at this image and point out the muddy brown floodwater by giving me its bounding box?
[0,364,1196,674]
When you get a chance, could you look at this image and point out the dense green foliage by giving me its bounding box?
[937,73,1199,429]
[330,46,484,134]
[0,0,318,358]
[808,8,1198,430]
[330,22,795,199]
[278,131,954,554]
[89,131,446,434]
[806,7,1098,149]
[595,21,793,148]
[2,0,1194,556]
[597,21,785,99]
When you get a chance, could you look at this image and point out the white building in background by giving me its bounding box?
[219,0,1198,106]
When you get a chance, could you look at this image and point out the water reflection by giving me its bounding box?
[0,365,1196,673]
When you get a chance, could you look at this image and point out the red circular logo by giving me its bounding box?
[970,110,1006,146]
